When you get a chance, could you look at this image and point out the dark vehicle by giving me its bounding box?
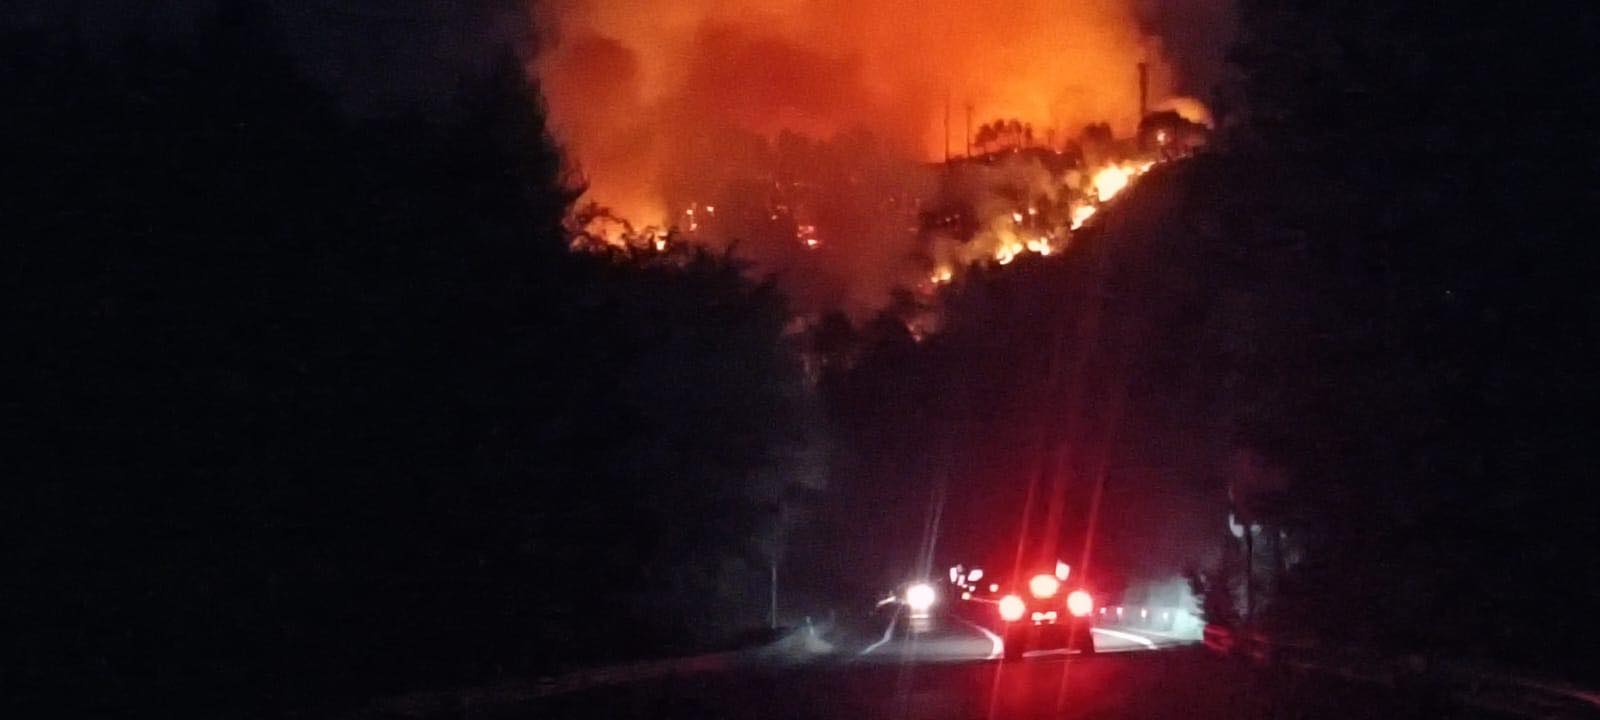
[992,568,1097,660]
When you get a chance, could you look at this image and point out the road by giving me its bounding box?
[377,606,1524,720]
[853,610,1182,663]
[463,611,1388,720]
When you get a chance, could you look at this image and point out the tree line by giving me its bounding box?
[5,9,819,716]
[808,0,1599,685]
[7,2,1598,715]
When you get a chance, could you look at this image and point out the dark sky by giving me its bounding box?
[4,1,531,117]
[9,1,1237,116]
[1134,0,1236,96]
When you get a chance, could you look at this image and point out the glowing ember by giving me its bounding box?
[930,266,954,284]
[1025,237,1052,256]
[797,224,820,249]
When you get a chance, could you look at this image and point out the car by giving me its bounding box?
[992,568,1097,660]
[878,579,940,618]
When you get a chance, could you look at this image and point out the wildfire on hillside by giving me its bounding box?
[539,1,1215,316]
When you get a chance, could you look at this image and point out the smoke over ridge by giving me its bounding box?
[537,0,1230,313]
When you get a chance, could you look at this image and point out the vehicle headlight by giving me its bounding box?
[905,582,937,612]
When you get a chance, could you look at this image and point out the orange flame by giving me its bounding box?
[538,1,1204,314]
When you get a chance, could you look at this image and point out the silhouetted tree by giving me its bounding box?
[6,9,821,715]
[974,122,997,154]
[1207,0,1600,677]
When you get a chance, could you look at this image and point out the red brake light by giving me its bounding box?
[1029,574,1060,599]
[998,594,1026,622]
[1067,589,1093,617]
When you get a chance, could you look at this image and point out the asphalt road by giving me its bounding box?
[370,609,1567,719]
[854,610,1181,663]
[504,647,1261,720]
[476,612,1310,720]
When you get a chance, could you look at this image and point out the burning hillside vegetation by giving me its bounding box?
[538,0,1215,315]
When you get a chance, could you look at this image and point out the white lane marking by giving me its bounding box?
[859,608,901,656]
[1126,627,1199,642]
[1092,627,1159,650]
[955,617,1005,660]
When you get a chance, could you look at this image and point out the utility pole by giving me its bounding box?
[965,103,973,158]
[769,562,778,629]
[1243,523,1254,625]
[944,89,951,164]
[1137,62,1149,122]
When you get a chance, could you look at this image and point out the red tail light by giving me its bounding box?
[1029,574,1060,599]
[998,594,1026,622]
[1067,589,1093,617]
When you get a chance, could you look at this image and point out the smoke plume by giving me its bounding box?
[536,0,1223,314]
